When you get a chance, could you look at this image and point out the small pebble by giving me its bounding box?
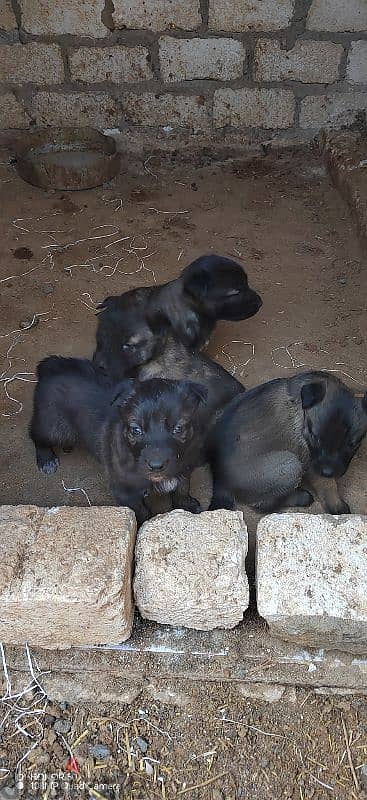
[136,736,149,754]
[53,719,71,735]
[13,247,33,261]
[89,743,111,759]
[360,764,367,790]
[41,283,54,295]
[19,316,39,330]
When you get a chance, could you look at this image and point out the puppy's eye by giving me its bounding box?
[129,423,143,436]
[173,423,185,437]
[122,343,131,351]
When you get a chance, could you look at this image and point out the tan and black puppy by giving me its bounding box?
[208,371,367,515]
[93,254,262,383]
[30,357,207,524]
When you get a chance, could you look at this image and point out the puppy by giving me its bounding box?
[208,371,367,515]
[93,254,262,381]
[30,357,207,524]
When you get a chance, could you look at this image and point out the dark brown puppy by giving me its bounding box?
[208,371,367,514]
[93,254,262,382]
[30,357,207,524]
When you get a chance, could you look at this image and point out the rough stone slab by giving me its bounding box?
[42,674,143,705]
[113,0,201,31]
[0,0,16,31]
[0,505,136,648]
[257,513,367,653]
[0,92,29,128]
[69,46,152,84]
[120,92,211,130]
[214,87,295,129]
[134,509,249,630]
[209,0,294,31]
[323,131,367,246]
[347,41,367,85]
[30,91,119,130]
[254,39,342,84]
[0,43,64,85]
[307,0,367,32]
[159,37,245,82]
[300,92,367,129]
[19,0,108,37]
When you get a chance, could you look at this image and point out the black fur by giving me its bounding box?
[208,371,367,515]
[93,254,262,382]
[30,357,207,524]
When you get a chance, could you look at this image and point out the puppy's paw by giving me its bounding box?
[327,499,351,515]
[36,446,59,475]
[175,495,202,514]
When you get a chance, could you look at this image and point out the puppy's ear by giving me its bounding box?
[180,380,208,406]
[111,378,136,407]
[301,381,326,410]
[184,270,212,300]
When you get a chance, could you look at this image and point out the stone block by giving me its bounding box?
[134,509,249,630]
[113,0,201,31]
[0,43,63,84]
[19,0,108,37]
[213,87,295,128]
[69,45,152,83]
[300,92,367,128]
[120,91,211,129]
[0,505,136,648]
[254,39,342,84]
[30,91,119,129]
[257,513,367,652]
[209,0,294,31]
[347,41,367,85]
[0,92,29,127]
[307,0,367,32]
[159,37,245,82]
[0,0,17,31]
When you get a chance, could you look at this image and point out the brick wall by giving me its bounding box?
[0,0,367,151]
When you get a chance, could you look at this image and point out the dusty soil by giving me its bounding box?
[0,145,367,797]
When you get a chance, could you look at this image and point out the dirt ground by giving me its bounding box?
[0,144,367,797]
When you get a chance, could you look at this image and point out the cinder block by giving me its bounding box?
[300,92,367,128]
[347,41,367,85]
[113,0,200,31]
[120,91,211,129]
[307,0,367,32]
[30,91,119,130]
[134,510,249,630]
[0,92,29,127]
[19,0,108,37]
[0,505,136,648]
[69,46,152,83]
[257,513,367,652]
[209,0,294,31]
[254,39,342,84]
[159,37,245,82]
[214,87,295,129]
[0,0,17,31]
[0,43,63,85]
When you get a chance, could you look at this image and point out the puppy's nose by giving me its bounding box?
[320,465,335,478]
[147,457,166,472]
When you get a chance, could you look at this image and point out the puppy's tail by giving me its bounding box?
[36,356,97,381]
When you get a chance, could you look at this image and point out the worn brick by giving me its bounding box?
[69,46,152,84]
[19,0,108,37]
[300,92,367,128]
[0,0,16,31]
[30,91,119,129]
[0,43,63,85]
[347,41,367,85]
[120,92,211,129]
[254,39,342,84]
[307,0,367,32]
[134,510,249,630]
[159,37,245,82]
[0,505,136,647]
[113,0,200,31]
[257,514,367,652]
[0,92,29,127]
[210,0,294,31]
[214,87,295,129]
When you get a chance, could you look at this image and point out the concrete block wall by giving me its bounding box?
[0,1,367,149]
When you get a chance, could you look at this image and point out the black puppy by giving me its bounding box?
[208,371,367,515]
[93,254,262,382]
[30,357,207,524]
